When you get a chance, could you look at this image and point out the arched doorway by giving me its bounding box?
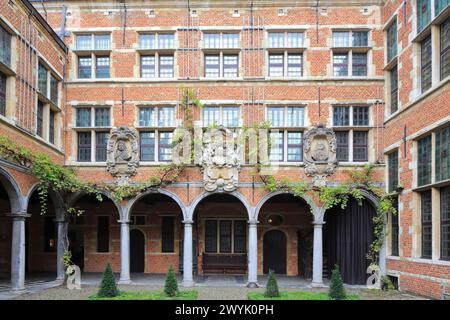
[130,229,145,273]
[263,230,287,274]
[0,181,12,279]
[324,197,376,285]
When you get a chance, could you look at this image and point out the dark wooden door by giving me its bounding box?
[130,229,145,273]
[263,230,287,274]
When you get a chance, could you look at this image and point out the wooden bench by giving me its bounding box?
[202,253,247,274]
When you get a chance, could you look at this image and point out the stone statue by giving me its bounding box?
[115,140,131,162]
[66,265,81,290]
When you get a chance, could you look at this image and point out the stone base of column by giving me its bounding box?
[11,287,28,294]
[311,281,326,288]
[118,278,132,285]
[246,282,259,288]
[181,280,195,287]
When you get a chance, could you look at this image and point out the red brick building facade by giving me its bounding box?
[0,0,448,299]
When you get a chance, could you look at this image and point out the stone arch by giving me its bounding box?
[25,182,66,219]
[254,190,318,221]
[67,190,123,218]
[187,191,253,221]
[127,188,186,221]
[0,166,24,213]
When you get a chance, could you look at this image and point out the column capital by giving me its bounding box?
[54,217,69,224]
[118,219,131,224]
[182,219,194,224]
[6,212,31,220]
[248,219,259,225]
[312,221,325,226]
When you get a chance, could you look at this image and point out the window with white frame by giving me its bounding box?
[386,19,398,63]
[204,54,239,78]
[202,106,240,128]
[203,32,239,49]
[332,30,369,77]
[267,106,305,162]
[0,23,12,68]
[332,106,370,162]
[75,107,111,162]
[268,31,304,48]
[138,106,175,162]
[75,34,111,79]
[267,31,304,77]
[138,33,175,79]
[38,61,60,106]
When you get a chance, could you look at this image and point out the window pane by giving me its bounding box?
[161,216,175,253]
[352,53,367,76]
[333,53,348,76]
[417,0,432,33]
[94,34,110,50]
[269,54,284,77]
[205,55,220,78]
[38,63,48,96]
[49,110,55,144]
[353,131,368,162]
[335,131,349,161]
[78,56,92,79]
[76,108,91,127]
[387,20,397,62]
[95,132,108,162]
[223,33,239,48]
[441,186,450,260]
[78,132,91,161]
[0,72,5,116]
[222,107,239,127]
[436,0,450,16]
[287,107,304,127]
[158,107,175,127]
[352,31,368,47]
[159,131,173,161]
[76,35,92,50]
[353,106,369,126]
[269,131,284,161]
[204,33,220,48]
[441,17,450,80]
[333,31,349,47]
[333,107,350,126]
[388,151,399,192]
[96,56,110,78]
[50,74,58,105]
[159,55,174,78]
[0,24,11,67]
[268,32,285,48]
[158,34,174,49]
[267,107,284,127]
[95,108,110,127]
[223,55,238,78]
[421,35,432,92]
[97,216,109,252]
[287,54,302,77]
[233,220,246,253]
[421,190,432,259]
[287,131,303,161]
[436,126,450,182]
[391,197,399,256]
[390,66,398,114]
[140,131,155,161]
[36,101,44,137]
[287,32,304,48]
[139,107,155,127]
[205,220,218,253]
[141,55,156,78]
[139,34,156,49]
[219,220,232,253]
[203,107,220,127]
[418,135,432,186]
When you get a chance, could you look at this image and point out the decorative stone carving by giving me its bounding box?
[303,124,338,187]
[66,265,81,290]
[200,126,241,192]
[106,126,139,184]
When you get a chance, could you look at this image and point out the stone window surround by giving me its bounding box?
[330,104,373,164]
[203,53,240,79]
[201,104,242,128]
[202,218,247,254]
[72,105,112,163]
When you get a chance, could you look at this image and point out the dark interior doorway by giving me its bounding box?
[324,198,376,285]
[263,229,287,274]
[130,229,145,273]
[68,230,84,271]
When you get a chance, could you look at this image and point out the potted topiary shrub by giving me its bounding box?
[329,264,346,300]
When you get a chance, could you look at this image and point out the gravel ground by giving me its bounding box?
[11,284,427,300]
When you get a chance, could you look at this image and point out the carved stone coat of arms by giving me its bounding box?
[200,126,241,192]
[106,126,139,184]
[303,124,338,187]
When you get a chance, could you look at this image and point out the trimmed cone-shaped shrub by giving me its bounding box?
[264,270,280,298]
[164,265,178,297]
[98,263,119,298]
[329,264,346,300]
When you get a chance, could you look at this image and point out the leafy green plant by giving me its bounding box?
[98,263,119,298]
[381,275,395,291]
[62,249,73,275]
[264,270,280,298]
[329,265,346,300]
[164,265,179,297]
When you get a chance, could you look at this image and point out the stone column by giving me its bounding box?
[55,218,68,281]
[312,221,325,287]
[247,220,259,288]
[118,220,131,284]
[182,219,194,287]
[8,212,30,291]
